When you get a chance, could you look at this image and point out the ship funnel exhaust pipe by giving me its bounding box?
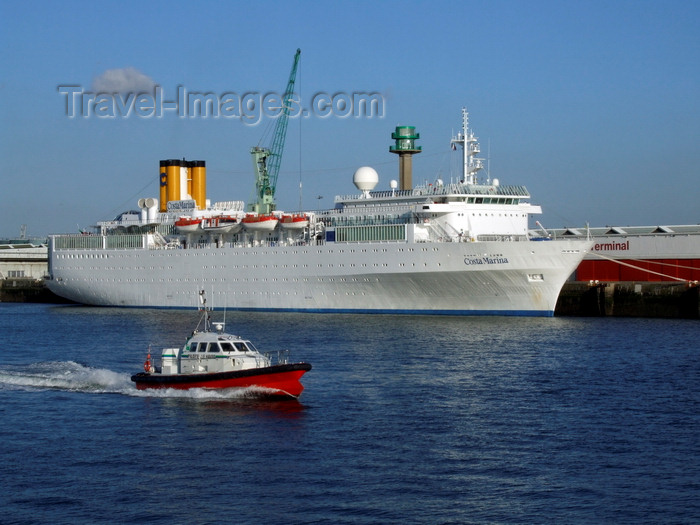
[159,159,207,211]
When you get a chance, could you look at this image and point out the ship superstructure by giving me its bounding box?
[46,108,592,315]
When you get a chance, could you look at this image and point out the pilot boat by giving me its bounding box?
[130,292,311,397]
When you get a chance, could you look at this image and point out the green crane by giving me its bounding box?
[248,48,301,214]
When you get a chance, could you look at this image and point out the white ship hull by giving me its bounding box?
[46,108,593,315]
[47,238,590,315]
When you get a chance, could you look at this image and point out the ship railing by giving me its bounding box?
[423,221,458,242]
[334,184,530,201]
[51,233,148,250]
[173,239,319,250]
[475,234,530,242]
[212,200,245,211]
[335,189,416,202]
[410,183,531,197]
[263,350,290,365]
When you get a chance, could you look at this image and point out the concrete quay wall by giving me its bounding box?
[556,281,699,319]
[0,278,73,304]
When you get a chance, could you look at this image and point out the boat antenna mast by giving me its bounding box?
[197,289,211,332]
[450,107,484,185]
[248,48,301,214]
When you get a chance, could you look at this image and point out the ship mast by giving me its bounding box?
[450,107,484,185]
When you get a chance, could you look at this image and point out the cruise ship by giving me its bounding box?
[46,108,592,315]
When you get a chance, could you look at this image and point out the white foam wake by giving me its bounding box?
[0,361,283,400]
[0,361,129,393]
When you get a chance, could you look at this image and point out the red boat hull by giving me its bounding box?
[131,363,311,398]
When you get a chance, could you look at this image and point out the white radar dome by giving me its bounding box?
[390,179,398,189]
[353,166,379,192]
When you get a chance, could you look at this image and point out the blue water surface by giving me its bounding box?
[1,303,698,524]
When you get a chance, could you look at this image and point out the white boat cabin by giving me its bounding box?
[159,326,272,375]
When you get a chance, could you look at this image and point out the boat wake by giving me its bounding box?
[0,361,289,400]
[0,361,127,393]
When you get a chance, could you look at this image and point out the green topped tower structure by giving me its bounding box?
[389,125,421,190]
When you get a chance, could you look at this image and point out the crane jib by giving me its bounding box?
[248,49,301,215]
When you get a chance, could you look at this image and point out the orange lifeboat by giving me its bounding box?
[174,217,202,233]
[200,216,241,234]
[280,214,309,230]
[242,214,279,232]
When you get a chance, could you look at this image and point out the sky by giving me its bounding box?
[1,0,699,239]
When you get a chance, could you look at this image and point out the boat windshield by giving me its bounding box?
[234,342,248,352]
[220,342,235,352]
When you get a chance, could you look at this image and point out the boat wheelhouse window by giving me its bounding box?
[220,342,235,352]
[208,342,219,352]
[199,343,209,352]
[234,342,247,352]
[189,342,199,352]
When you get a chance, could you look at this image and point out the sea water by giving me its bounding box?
[1,303,698,524]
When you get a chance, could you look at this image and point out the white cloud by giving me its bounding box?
[92,67,156,93]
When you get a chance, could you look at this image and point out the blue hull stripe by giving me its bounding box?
[117,305,554,317]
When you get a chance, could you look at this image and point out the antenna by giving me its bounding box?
[450,107,484,185]
[487,138,491,184]
[193,290,211,333]
[223,295,227,330]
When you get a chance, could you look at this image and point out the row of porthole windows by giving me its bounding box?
[471,213,527,217]
[62,246,399,258]
[57,244,422,261]
[60,255,446,274]
[68,257,448,272]
[56,245,442,270]
[68,280,378,295]
[73,275,388,284]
